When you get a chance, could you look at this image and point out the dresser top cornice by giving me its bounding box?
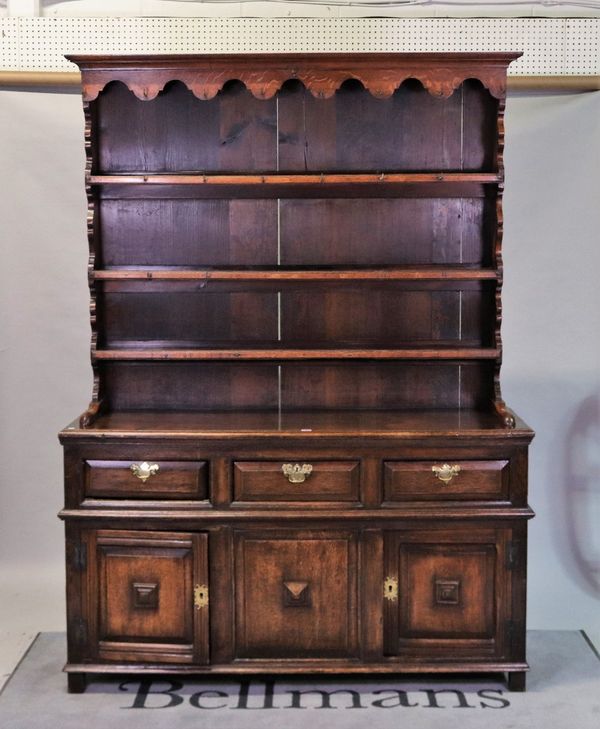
[67,51,522,102]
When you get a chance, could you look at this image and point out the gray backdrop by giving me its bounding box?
[0,87,599,638]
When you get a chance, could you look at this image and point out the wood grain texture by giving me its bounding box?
[80,101,104,428]
[491,99,515,427]
[233,460,361,504]
[86,530,209,664]
[89,172,502,184]
[61,52,533,692]
[60,408,534,439]
[384,527,512,659]
[93,268,499,282]
[383,460,509,502]
[93,347,501,361]
[85,460,208,500]
[68,53,520,102]
[234,530,359,658]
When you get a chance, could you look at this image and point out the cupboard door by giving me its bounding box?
[384,528,511,659]
[89,530,209,664]
[234,530,359,659]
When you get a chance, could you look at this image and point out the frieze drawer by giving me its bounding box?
[85,460,208,500]
[383,460,509,502]
[233,461,361,504]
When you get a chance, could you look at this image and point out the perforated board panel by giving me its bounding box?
[565,19,600,74]
[0,17,598,74]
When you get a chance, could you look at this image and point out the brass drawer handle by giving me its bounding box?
[282,463,313,484]
[130,461,160,482]
[432,464,461,484]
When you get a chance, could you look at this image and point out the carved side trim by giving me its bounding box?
[492,98,516,429]
[80,100,104,428]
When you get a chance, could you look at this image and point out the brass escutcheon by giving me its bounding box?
[383,576,398,601]
[194,584,209,610]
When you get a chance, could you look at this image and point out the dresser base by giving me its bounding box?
[64,664,530,694]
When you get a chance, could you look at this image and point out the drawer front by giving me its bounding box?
[383,460,509,502]
[233,460,360,503]
[85,460,208,500]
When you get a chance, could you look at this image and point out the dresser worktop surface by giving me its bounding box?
[60,409,534,441]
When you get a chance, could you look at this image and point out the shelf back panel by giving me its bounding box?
[101,361,494,412]
[96,81,278,174]
[98,284,495,349]
[98,199,279,267]
[280,198,495,266]
[98,197,495,268]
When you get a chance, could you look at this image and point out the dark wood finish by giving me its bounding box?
[85,460,208,500]
[94,348,500,360]
[93,268,499,281]
[383,460,509,502]
[67,673,87,693]
[233,460,361,504]
[91,172,501,185]
[61,408,533,436]
[280,197,494,266]
[508,671,527,691]
[234,529,359,658]
[97,180,492,200]
[97,282,494,349]
[95,80,277,173]
[60,52,533,693]
[68,52,518,102]
[384,528,511,658]
[87,529,209,665]
[65,659,529,675]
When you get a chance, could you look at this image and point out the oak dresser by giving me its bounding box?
[59,52,535,693]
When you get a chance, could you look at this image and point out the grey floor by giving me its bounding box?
[0,567,65,691]
[1,630,599,729]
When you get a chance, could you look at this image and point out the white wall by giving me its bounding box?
[502,90,600,634]
[0,87,599,640]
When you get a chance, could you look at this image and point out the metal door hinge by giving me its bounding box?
[73,543,87,571]
[194,584,209,610]
[383,576,398,601]
[506,541,518,570]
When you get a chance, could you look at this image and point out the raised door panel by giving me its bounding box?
[89,530,209,664]
[234,530,359,659]
[384,528,511,659]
